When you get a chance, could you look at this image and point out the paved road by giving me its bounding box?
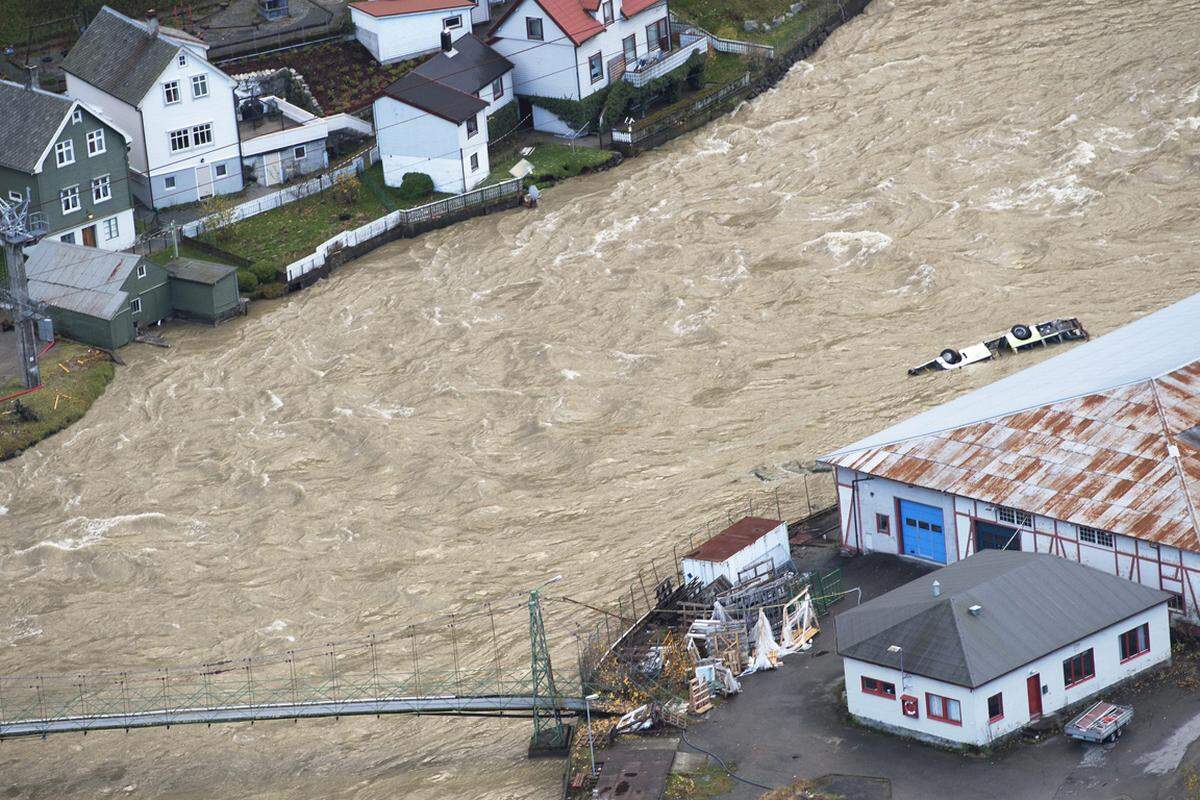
[686,551,1200,800]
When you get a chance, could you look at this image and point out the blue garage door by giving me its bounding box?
[899,499,947,563]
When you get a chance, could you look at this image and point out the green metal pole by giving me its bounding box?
[528,587,567,755]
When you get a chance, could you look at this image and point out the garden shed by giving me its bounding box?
[24,240,170,350]
[681,517,790,586]
[164,257,244,324]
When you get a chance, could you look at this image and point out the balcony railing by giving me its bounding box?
[620,33,708,88]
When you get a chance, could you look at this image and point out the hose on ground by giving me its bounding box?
[679,729,775,792]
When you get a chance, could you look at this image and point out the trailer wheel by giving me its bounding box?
[940,348,961,364]
[1011,324,1033,340]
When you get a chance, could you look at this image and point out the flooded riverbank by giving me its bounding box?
[2,0,1198,796]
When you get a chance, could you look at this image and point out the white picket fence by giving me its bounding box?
[181,146,381,238]
[668,13,776,60]
[283,178,523,284]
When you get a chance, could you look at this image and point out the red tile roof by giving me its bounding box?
[350,0,475,17]
[580,0,599,10]
[685,517,784,563]
[620,0,662,18]
[492,0,604,45]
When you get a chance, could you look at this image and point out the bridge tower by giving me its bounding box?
[528,586,571,756]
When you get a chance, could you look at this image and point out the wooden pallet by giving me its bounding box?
[689,677,712,715]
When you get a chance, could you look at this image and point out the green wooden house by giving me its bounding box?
[24,240,170,350]
[164,257,244,323]
[0,78,135,250]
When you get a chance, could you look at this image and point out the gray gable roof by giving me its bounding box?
[836,550,1169,688]
[24,239,143,320]
[0,80,74,173]
[165,256,236,285]
[382,71,487,124]
[413,34,513,95]
[62,7,179,107]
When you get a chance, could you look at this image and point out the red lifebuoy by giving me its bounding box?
[902,695,919,718]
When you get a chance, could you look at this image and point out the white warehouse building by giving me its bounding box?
[837,550,1171,747]
[820,291,1200,621]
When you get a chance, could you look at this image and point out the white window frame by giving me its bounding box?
[164,175,177,189]
[60,185,81,214]
[214,162,228,177]
[6,191,21,203]
[86,128,106,156]
[469,152,479,172]
[602,0,613,22]
[163,80,181,105]
[130,297,143,316]
[178,52,188,67]
[443,14,462,28]
[104,216,120,240]
[588,51,603,84]
[525,16,543,40]
[71,108,82,124]
[91,174,112,203]
[191,122,213,148]
[293,145,306,160]
[168,127,192,152]
[1078,526,1114,548]
[492,77,504,100]
[997,506,1032,527]
[465,114,478,138]
[136,263,148,279]
[191,73,209,99]
[55,139,75,167]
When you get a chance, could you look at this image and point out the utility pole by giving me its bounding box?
[0,193,49,388]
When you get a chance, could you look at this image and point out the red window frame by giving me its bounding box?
[861,676,896,699]
[986,692,1003,723]
[1063,648,1095,688]
[1119,623,1150,662]
[925,692,962,726]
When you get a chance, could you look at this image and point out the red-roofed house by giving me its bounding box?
[488,0,672,133]
[351,0,490,63]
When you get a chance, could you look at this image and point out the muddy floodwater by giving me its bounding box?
[3,0,1199,796]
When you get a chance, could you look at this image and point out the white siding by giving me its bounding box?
[574,0,668,99]
[351,6,473,64]
[844,602,1170,746]
[373,96,488,194]
[53,207,136,251]
[64,76,147,172]
[680,522,789,585]
[138,48,240,180]
[491,1,580,100]
[478,70,516,116]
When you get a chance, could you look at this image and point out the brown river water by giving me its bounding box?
[3,0,1199,796]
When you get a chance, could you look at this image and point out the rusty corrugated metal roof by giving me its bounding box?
[827,364,1200,549]
[685,516,783,563]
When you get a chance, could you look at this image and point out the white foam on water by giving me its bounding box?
[1052,113,1079,130]
[17,512,167,554]
[0,505,7,515]
[672,306,717,336]
[803,230,894,266]
[366,403,415,420]
[257,619,295,642]
[561,369,580,380]
[884,263,937,296]
[333,407,354,417]
[612,351,654,363]
[268,391,284,410]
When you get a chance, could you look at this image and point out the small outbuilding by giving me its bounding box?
[24,239,170,350]
[681,516,790,586]
[164,257,244,324]
[837,550,1170,748]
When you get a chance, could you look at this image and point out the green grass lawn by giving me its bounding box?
[146,239,225,267]
[671,0,845,47]
[0,341,115,461]
[484,142,617,187]
[360,163,450,211]
[705,51,753,87]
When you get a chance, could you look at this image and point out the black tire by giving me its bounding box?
[1011,324,1033,340]
[940,348,961,364]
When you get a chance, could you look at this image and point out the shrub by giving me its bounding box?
[237,269,259,293]
[251,261,278,283]
[488,102,521,144]
[601,80,636,126]
[522,90,609,130]
[686,51,707,90]
[398,172,435,202]
[199,193,239,240]
[329,172,360,206]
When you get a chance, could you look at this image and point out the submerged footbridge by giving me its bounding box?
[0,586,590,753]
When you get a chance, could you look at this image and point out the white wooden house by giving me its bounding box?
[838,551,1170,747]
[62,6,244,209]
[680,517,790,586]
[820,290,1200,621]
[373,35,513,193]
[350,0,484,64]
[488,0,671,134]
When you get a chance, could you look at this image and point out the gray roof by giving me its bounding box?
[824,290,1200,460]
[165,256,236,285]
[835,550,1168,688]
[0,80,74,173]
[382,71,487,123]
[412,34,513,95]
[24,239,142,320]
[62,7,180,107]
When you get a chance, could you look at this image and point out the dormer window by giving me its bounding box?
[71,108,82,124]
[178,52,188,67]
[602,0,612,22]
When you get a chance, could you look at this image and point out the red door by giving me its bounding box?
[1027,674,1043,718]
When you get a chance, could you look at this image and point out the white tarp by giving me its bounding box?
[742,609,782,675]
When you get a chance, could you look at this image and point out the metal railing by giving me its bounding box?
[622,36,709,87]
[613,73,752,145]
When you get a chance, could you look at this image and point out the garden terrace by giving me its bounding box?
[224,40,418,115]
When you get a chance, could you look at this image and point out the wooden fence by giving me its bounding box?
[282,179,524,286]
